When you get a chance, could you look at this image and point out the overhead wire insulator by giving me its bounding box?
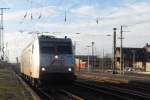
[38,13,42,19]
[64,10,67,22]
[24,12,28,19]
[19,12,28,24]
[96,17,102,24]
[31,13,33,20]
[96,17,99,24]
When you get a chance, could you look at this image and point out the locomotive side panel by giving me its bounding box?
[32,38,40,78]
[21,38,40,79]
[21,44,32,77]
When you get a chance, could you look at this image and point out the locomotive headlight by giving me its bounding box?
[55,55,58,59]
[68,68,72,72]
[41,67,46,71]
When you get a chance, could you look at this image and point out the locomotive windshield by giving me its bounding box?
[41,47,55,54]
[40,41,72,54]
[57,45,72,54]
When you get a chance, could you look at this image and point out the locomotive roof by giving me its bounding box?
[22,35,72,53]
[39,35,71,41]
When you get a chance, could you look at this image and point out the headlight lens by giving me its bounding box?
[68,68,72,72]
[41,67,46,71]
[55,55,58,59]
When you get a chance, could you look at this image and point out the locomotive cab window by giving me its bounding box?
[57,46,72,54]
[40,41,72,54]
[40,46,55,54]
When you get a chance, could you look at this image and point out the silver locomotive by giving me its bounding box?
[21,35,76,85]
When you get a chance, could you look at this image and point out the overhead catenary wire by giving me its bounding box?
[20,0,45,23]
[19,0,104,32]
[19,0,47,32]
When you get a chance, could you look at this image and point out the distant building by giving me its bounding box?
[75,55,112,70]
[115,43,150,72]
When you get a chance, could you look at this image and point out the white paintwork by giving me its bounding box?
[21,37,40,78]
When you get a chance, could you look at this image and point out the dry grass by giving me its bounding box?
[0,68,33,100]
[77,72,128,84]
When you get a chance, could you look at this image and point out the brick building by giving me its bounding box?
[115,43,150,71]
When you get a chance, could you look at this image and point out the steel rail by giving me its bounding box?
[76,80,150,100]
[58,89,84,100]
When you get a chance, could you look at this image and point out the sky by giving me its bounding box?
[0,0,150,62]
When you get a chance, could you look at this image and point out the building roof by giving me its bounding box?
[116,47,150,61]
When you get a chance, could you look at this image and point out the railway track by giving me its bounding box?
[114,83,150,94]
[83,79,150,95]
[62,82,129,100]
[17,72,150,100]
[39,87,84,100]
[19,73,123,100]
[18,73,83,100]
[75,80,150,100]
[58,89,84,100]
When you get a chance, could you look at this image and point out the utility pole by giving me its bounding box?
[132,50,135,69]
[87,45,90,72]
[102,49,104,72]
[119,25,129,74]
[16,57,19,64]
[79,56,80,71]
[123,54,125,75]
[120,25,123,74]
[0,8,9,61]
[92,42,94,70]
[5,42,8,62]
[113,28,117,74]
